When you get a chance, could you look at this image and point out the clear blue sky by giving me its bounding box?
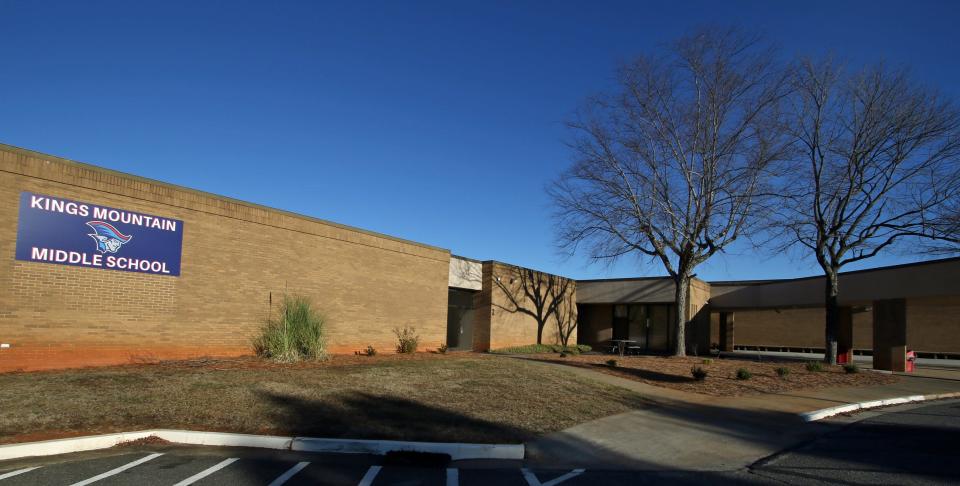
[2,1,958,280]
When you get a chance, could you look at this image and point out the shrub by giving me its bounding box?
[606,359,618,367]
[691,366,708,381]
[702,358,713,365]
[843,363,859,374]
[364,345,377,357]
[437,342,448,354]
[489,344,593,354]
[775,366,790,377]
[735,368,752,380]
[254,295,326,362]
[393,326,420,354]
[806,361,824,372]
[489,344,554,354]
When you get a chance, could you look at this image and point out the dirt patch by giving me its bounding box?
[530,354,900,396]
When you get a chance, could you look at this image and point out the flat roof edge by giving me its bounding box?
[708,256,960,287]
[451,254,483,263]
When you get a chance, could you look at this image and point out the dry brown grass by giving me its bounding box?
[0,353,648,445]
[531,354,899,396]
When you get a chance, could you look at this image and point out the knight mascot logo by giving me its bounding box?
[86,221,133,254]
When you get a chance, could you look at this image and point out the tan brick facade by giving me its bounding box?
[686,278,712,354]
[0,145,450,371]
[473,261,577,351]
[576,304,614,348]
[724,307,873,350]
[713,296,960,355]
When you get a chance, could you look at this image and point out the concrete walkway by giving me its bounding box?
[517,357,960,472]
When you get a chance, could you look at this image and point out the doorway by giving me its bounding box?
[612,303,673,353]
[446,288,477,350]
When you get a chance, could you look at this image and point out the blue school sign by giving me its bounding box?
[15,192,184,276]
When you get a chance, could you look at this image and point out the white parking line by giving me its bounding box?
[521,468,586,486]
[357,465,382,486]
[268,461,310,486]
[69,453,164,486]
[0,466,41,481]
[172,457,239,486]
[446,468,459,486]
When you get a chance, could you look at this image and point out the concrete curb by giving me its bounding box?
[293,437,524,460]
[0,430,523,462]
[799,392,960,422]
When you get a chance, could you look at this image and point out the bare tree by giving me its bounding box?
[492,264,574,345]
[775,60,960,364]
[924,196,960,254]
[550,27,791,356]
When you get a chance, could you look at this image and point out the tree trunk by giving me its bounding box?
[823,270,840,365]
[536,321,544,345]
[673,275,690,357]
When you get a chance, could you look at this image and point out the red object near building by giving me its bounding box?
[906,350,916,372]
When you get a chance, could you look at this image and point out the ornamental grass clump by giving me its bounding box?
[394,326,420,354]
[735,368,752,380]
[806,361,824,372]
[254,295,326,362]
[776,366,790,377]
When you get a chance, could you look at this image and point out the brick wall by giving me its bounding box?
[576,304,613,348]
[687,278,712,354]
[906,296,960,353]
[723,307,874,350]
[473,261,577,351]
[720,301,960,354]
[0,145,450,371]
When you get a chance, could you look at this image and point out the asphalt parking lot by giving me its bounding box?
[2,399,958,485]
[749,399,960,485]
[0,445,757,486]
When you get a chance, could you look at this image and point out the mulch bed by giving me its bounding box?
[7,351,463,376]
[114,435,172,447]
[529,353,900,397]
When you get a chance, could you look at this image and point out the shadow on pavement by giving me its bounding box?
[220,389,775,484]
[256,390,535,444]
[752,401,960,484]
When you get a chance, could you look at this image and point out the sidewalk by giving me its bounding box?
[520,358,960,472]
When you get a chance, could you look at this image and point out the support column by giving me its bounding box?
[837,306,854,364]
[719,312,734,352]
[873,299,907,372]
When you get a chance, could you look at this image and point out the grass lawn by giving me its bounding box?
[0,353,649,445]
[526,354,900,396]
